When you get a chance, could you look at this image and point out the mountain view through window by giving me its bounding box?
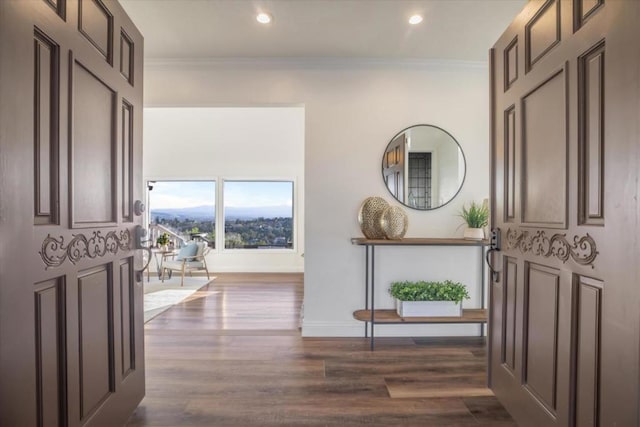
[149,180,294,250]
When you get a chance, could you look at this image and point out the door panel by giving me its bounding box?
[34,29,61,226]
[573,275,602,427]
[502,256,518,372]
[523,262,560,414]
[0,1,145,425]
[525,0,561,72]
[78,265,114,421]
[121,100,133,222]
[490,1,640,426]
[574,0,604,30]
[34,277,66,427]
[71,58,117,226]
[78,0,113,63]
[577,41,605,226]
[119,31,133,84]
[504,106,516,221]
[119,258,135,378]
[504,37,519,91]
[521,68,567,228]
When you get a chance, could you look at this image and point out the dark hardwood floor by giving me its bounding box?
[127,273,516,426]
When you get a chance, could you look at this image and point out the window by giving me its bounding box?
[147,179,295,251]
[223,181,294,249]
[148,180,216,248]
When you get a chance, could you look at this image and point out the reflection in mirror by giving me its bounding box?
[382,125,466,210]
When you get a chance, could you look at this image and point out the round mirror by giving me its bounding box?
[381,125,466,210]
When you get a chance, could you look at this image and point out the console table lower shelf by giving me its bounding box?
[354,308,488,323]
[353,309,488,348]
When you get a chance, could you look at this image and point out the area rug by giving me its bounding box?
[144,276,215,323]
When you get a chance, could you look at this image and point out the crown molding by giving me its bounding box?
[144,56,489,70]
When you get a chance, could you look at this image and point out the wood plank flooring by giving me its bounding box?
[126,273,516,427]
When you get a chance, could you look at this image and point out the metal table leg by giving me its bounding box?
[370,245,375,351]
[480,245,486,337]
[365,245,369,338]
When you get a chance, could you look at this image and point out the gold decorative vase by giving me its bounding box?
[379,205,408,239]
[358,197,389,239]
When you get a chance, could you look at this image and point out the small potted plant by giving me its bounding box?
[458,201,489,240]
[389,280,469,317]
[156,233,170,251]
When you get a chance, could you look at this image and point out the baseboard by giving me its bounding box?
[208,267,304,273]
[301,321,364,337]
[185,268,304,275]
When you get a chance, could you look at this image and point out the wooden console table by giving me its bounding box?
[351,237,489,350]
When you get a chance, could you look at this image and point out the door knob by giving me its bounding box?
[134,200,145,216]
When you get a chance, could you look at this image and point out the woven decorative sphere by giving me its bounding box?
[358,197,389,239]
[379,205,408,239]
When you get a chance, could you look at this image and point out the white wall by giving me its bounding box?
[144,58,490,337]
[144,107,305,272]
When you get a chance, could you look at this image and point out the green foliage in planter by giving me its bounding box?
[458,201,489,228]
[156,232,170,246]
[389,280,470,304]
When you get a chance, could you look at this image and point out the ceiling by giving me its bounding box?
[120,0,526,62]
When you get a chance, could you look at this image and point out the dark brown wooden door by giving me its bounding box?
[489,0,640,426]
[0,1,145,425]
[383,133,405,202]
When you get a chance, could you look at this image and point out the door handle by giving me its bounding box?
[134,225,152,281]
[490,227,501,251]
[486,228,501,282]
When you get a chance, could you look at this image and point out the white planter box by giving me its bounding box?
[463,227,485,240]
[395,299,462,317]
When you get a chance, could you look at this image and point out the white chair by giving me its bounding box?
[161,241,211,287]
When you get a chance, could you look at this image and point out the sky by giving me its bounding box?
[149,180,293,210]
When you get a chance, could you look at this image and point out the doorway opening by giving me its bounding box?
[142,106,305,328]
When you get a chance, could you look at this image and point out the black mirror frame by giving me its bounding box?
[381,124,467,211]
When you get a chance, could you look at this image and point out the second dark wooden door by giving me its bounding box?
[489,0,640,425]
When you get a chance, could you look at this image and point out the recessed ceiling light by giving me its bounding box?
[256,12,272,24]
[408,15,423,25]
